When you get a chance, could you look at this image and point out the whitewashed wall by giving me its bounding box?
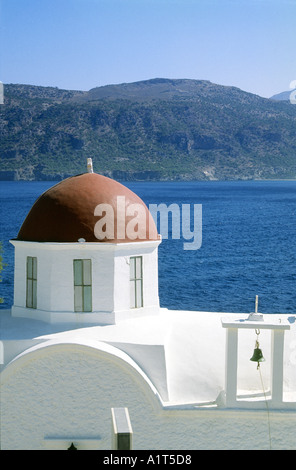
[10,240,160,324]
[114,242,160,321]
[1,341,295,450]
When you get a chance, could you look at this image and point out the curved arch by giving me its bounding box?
[0,339,163,410]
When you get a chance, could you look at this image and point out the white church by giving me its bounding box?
[0,160,295,450]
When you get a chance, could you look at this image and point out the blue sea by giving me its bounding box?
[0,180,295,314]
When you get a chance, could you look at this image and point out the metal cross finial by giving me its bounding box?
[87,158,94,173]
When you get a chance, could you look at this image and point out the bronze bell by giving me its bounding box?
[250,340,265,364]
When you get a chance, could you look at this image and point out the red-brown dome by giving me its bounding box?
[17,173,159,243]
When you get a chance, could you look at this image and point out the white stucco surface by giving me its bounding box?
[1,308,295,450]
[10,239,160,324]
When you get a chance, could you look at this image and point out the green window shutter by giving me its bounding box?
[130,256,143,309]
[26,256,37,309]
[74,259,92,312]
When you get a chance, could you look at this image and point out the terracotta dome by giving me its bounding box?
[17,172,159,243]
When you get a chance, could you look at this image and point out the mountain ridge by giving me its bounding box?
[1,78,295,181]
[270,89,296,102]
[73,77,262,102]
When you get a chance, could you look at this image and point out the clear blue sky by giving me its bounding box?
[0,0,295,97]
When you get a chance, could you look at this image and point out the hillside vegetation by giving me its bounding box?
[0,78,295,181]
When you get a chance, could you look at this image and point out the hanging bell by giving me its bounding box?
[250,340,265,364]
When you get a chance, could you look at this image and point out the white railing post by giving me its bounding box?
[221,316,290,408]
[224,328,238,407]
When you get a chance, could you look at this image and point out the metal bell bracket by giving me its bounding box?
[255,328,260,339]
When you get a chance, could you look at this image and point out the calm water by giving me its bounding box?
[0,180,295,313]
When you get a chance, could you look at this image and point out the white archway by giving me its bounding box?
[0,340,162,449]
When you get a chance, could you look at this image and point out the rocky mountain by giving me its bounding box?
[270,89,296,102]
[0,78,295,181]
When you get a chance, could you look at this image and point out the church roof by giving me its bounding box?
[17,172,159,243]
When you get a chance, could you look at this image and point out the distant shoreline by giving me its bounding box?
[2,80,296,185]
[1,177,295,183]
